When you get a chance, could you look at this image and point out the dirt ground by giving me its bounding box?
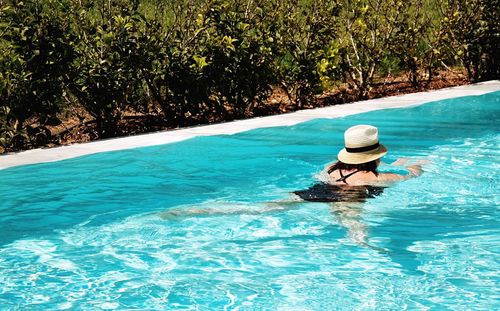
[4,70,469,153]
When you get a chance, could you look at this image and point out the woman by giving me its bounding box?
[294,124,425,249]
[161,125,425,248]
[294,124,423,202]
[327,124,422,186]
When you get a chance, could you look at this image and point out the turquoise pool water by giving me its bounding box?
[1,92,499,310]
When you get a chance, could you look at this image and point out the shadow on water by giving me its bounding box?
[368,205,499,275]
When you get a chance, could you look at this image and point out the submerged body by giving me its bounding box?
[293,183,385,203]
[291,125,425,248]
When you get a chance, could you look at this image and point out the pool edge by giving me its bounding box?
[1,80,499,170]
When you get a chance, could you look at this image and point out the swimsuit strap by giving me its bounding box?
[335,169,361,184]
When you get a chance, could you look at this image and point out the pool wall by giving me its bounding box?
[1,80,499,170]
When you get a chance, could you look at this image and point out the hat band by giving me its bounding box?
[345,142,379,153]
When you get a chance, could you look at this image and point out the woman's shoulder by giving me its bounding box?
[377,172,407,181]
[374,172,408,185]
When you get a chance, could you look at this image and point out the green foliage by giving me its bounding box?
[68,1,146,137]
[140,0,278,123]
[202,0,276,117]
[390,0,437,86]
[378,55,402,77]
[0,0,498,152]
[479,0,500,80]
[438,0,500,81]
[337,0,410,97]
[0,0,74,151]
[272,0,341,106]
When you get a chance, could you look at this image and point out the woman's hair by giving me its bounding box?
[327,160,379,176]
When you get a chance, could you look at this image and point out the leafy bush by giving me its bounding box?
[272,0,341,106]
[68,1,146,137]
[390,0,436,86]
[0,0,498,152]
[202,0,277,118]
[137,1,213,125]
[141,0,277,124]
[337,0,411,98]
[0,0,75,151]
[438,0,500,81]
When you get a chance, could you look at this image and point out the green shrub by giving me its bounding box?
[0,0,75,151]
[201,0,277,117]
[438,0,500,81]
[137,0,214,125]
[272,0,341,106]
[378,55,402,78]
[337,0,410,98]
[390,0,436,86]
[140,0,277,123]
[68,1,146,137]
[0,0,497,152]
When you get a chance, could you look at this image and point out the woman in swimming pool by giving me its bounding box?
[294,124,423,202]
[161,124,425,249]
[294,124,425,249]
[327,124,422,186]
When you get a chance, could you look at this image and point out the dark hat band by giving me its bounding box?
[345,142,380,153]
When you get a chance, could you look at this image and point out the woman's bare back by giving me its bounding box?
[328,165,422,186]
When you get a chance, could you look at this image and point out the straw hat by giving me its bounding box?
[337,125,387,164]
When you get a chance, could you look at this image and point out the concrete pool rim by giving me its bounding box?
[1,80,499,170]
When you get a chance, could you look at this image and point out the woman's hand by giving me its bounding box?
[406,164,423,176]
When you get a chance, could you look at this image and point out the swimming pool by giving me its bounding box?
[0,90,499,310]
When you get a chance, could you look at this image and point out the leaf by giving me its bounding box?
[192,55,208,69]
[196,14,205,27]
[222,35,237,51]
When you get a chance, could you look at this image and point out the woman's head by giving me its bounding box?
[337,125,387,164]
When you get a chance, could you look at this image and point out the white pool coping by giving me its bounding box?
[1,80,499,170]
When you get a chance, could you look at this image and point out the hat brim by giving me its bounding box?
[337,144,387,164]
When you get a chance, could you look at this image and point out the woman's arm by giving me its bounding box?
[390,158,410,166]
[377,163,423,183]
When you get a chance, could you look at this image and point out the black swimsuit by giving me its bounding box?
[293,169,385,203]
[335,169,361,184]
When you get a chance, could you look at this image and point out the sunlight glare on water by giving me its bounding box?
[0,92,499,310]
